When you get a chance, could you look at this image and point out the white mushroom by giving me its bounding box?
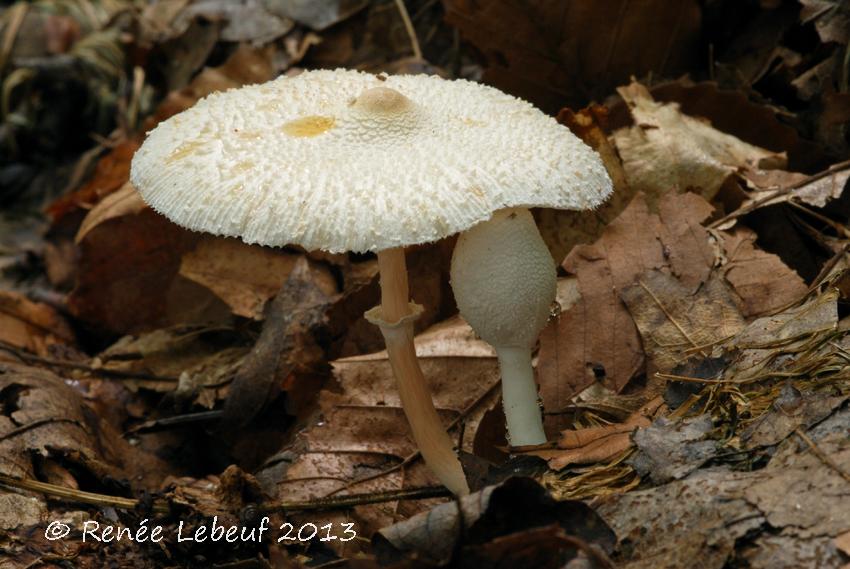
[130,69,612,493]
[450,209,555,446]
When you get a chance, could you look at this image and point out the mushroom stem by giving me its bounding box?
[449,208,557,449]
[495,346,546,446]
[367,247,470,496]
[376,247,411,322]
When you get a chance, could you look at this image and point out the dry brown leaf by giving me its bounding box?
[69,186,223,334]
[0,291,75,357]
[375,478,614,566]
[539,189,805,431]
[176,1,294,44]
[256,317,500,539]
[743,391,848,449]
[47,141,141,223]
[547,433,634,471]
[443,0,702,113]
[265,0,368,31]
[530,397,663,471]
[538,192,713,431]
[720,227,808,316]
[621,271,745,375]
[327,315,499,457]
[70,182,342,334]
[222,257,337,430]
[0,362,166,487]
[179,239,336,320]
[74,181,147,243]
[608,80,826,171]
[98,326,249,408]
[613,81,786,203]
[800,0,850,44]
[732,163,850,214]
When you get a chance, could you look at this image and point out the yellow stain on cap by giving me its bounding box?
[167,140,205,163]
[283,116,335,137]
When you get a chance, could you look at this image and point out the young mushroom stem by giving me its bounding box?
[450,208,556,448]
[496,346,546,446]
[366,247,470,496]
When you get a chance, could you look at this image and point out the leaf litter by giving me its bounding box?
[2,1,850,567]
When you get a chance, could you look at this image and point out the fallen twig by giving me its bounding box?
[0,474,450,516]
[794,428,850,485]
[0,340,178,382]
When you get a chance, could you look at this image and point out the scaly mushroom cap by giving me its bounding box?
[131,69,612,253]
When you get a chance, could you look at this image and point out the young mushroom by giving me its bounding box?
[130,69,611,494]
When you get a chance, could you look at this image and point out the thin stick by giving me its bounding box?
[394,0,422,60]
[709,159,850,229]
[0,473,168,513]
[0,340,178,382]
[637,279,701,351]
[787,199,850,239]
[0,418,81,442]
[0,474,449,515]
[262,485,449,513]
[0,2,28,74]
[794,428,850,485]
[126,410,223,435]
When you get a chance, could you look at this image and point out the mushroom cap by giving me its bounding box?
[131,69,613,253]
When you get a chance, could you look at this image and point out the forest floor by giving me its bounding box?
[1,1,850,567]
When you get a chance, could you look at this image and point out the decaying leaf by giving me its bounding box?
[70,182,340,334]
[717,163,850,230]
[621,271,745,375]
[444,0,702,113]
[47,140,141,222]
[597,428,850,568]
[742,391,848,448]
[374,477,615,566]
[628,414,717,484]
[613,81,786,202]
[265,0,369,31]
[0,291,75,357]
[179,238,336,320]
[69,184,224,334]
[222,257,337,429]
[538,192,715,430]
[718,227,808,316]
[529,397,663,471]
[0,362,165,487]
[256,317,500,538]
[98,325,250,407]
[608,80,825,172]
[175,0,294,44]
[539,189,806,432]
[800,0,850,45]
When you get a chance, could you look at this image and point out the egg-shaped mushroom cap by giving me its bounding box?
[130,69,612,253]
